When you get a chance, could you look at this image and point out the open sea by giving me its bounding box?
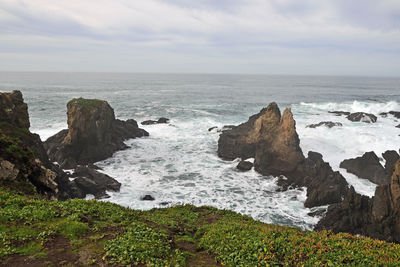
[1,72,399,230]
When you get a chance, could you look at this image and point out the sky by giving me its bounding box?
[0,0,400,76]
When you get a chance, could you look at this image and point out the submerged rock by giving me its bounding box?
[141,117,170,125]
[237,160,253,171]
[141,195,155,201]
[340,152,389,184]
[346,112,377,123]
[328,111,350,116]
[316,159,400,243]
[44,98,148,169]
[306,121,342,128]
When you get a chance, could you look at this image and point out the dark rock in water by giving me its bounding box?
[329,111,350,116]
[383,150,400,177]
[71,166,121,199]
[218,103,348,208]
[44,98,148,169]
[396,124,400,128]
[346,112,377,123]
[307,209,326,217]
[141,117,170,125]
[208,126,218,132]
[381,111,400,119]
[340,152,389,184]
[157,117,169,123]
[316,159,400,243]
[285,151,349,208]
[306,121,342,128]
[237,160,253,171]
[141,195,155,201]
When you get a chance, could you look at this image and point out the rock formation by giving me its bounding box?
[306,121,342,128]
[380,111,400,119]
[218,103,349,208]
[316,159,400,243]
[44,98,148,169]
[0,90,68,199]
[328,111,350,116]
[340,152,389,184]
[346,112,377,123]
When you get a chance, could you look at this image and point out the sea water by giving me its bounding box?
[1,72,399,230]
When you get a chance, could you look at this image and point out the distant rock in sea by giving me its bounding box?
[44,98,148,169]
[141,117,170,125]
[306,121,342,128]
[347,112,377,123]
[328,111,350,116]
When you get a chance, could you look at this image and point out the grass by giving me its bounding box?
[2,188,400,266]
[67,98,106,110]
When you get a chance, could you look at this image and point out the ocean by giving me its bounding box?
[1,72,399,230]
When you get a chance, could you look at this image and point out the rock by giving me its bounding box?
[141,195,155,201]
[218,103,348,208]
[328,111,350,116]
[340,152,389,184]
[381,111,400,119]
[44,98,148,168]
[306,121,342,128]
[237,160,253,171]
[396,124,400,128]
[382,150,400,176]
[218,102,304,176]
[0,160,19,180]
[316,159,400,243]
[71,166,121,199]
[157,117,169,123]
[286,151,349,208]
[346,112,377,123]
[208,126,218,132]
[141,117,169,125]
[0,90,30,128]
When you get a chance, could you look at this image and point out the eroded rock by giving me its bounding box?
[346,112,377,123]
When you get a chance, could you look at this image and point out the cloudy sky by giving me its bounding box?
[1,0,399,76]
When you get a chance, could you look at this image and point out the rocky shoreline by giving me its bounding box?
[1,90,400,243]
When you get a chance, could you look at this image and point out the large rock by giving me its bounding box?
[218,102,304,176]
[218,103,348,208]
[340,152,389,184]
[316,159,400,243]
[383,150,400,176]
[236,160,253,171]
[346,112,377,123]
[0,90,70,199]
[44,98,148,169]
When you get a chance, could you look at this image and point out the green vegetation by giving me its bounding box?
[2,188,400,266]
[67,98,106,110]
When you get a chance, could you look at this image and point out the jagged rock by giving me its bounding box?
[141,195,155,201]
[306,121,342,128]
[328,111,350,116]
[237,160,253,171]
[340,152,389,184]
[70,166,121,199]
[0,90,72,199]
[141,117,170,125]
[218,103,304,176]
[316,160,400,243]
[44,98,148,169]
[383,150,400,177]
[218,103,348,208]
[346,112,377,123]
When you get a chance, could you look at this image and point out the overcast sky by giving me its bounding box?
[1,0,399,76]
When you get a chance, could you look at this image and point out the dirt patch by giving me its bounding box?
[175,240,221,267]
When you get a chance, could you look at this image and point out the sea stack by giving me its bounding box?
[218,102,349,208]
[44,98,148,169]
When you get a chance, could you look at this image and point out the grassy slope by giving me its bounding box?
[1,188,400,266]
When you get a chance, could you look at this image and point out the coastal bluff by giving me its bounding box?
[44,98,148,169]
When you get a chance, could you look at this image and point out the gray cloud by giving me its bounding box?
[0,0,399,76]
